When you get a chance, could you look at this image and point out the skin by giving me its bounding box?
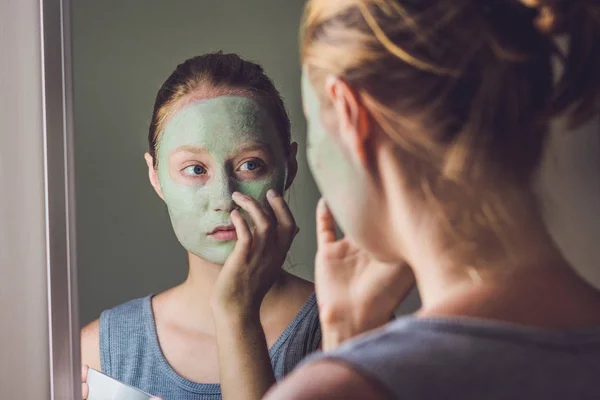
[81,93,315,400]
[302,71,414,350]
[157,96,288,264]
[264,69,600,400]
[302,72,370,245]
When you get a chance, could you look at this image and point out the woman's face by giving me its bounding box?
[155,96,288,264]
[301,70,372,248]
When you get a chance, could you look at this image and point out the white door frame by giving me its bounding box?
[0,0,79,398]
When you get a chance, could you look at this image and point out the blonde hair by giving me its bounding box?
[301,0,600,266]
[302,0,599,180]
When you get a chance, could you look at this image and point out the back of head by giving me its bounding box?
[301,0,600,186]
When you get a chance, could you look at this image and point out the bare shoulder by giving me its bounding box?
[282,272,315,299]
[81,319,101,370]
[280,273,316,318]
[264,360,392,400]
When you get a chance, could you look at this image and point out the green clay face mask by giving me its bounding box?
[157,96,287,264]
[301,70,367,239]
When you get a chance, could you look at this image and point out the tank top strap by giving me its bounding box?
[99,295,154,378]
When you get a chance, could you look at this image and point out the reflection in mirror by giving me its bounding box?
[48,0,599,399]
[72,2,351,399]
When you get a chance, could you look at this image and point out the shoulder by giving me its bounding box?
[269,318,459,399]
[281,277,320,348]
[278,273,318,336]
[81,296,152,371]
[265,359,392,400]
[107,296,149,315]
[81,319,101,370]
[99,296,151,330]
[282,272,315,298]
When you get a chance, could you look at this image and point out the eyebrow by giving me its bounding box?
[170,141,273,157]
[233,141,272,154]
[171,144,209,154]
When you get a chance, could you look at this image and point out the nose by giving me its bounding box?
[210,171,238,212]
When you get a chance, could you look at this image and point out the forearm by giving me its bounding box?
[214,310,276,400]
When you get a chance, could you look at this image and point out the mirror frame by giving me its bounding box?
[43,0,80,398]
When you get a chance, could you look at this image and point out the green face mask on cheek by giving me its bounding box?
[301,71,367,238]
[157,96,287,264]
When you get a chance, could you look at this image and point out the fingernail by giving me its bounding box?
[267,189,279,199]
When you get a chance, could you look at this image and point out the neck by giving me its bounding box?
[377,144,587,315]
[168,252,290,332]
[413,195,572,308]
[180,252,223,306]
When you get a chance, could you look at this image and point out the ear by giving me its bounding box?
[284,142,299,190]
[324,76,371,165]
[144,152,165,201]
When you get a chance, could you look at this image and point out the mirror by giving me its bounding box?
[73,0,318,326]
[61,1,596,400]
[4,0,599,398]
[72,1,418,399]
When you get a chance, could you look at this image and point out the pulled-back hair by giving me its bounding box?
[148,52,291,167]
[301,0,600,185]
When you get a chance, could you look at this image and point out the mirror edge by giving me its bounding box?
[42,0,81,398]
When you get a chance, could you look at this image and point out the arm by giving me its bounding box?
[213,309,275,400]
[264,360,392,400]
[211,190,297,400]
[80,319,101,399]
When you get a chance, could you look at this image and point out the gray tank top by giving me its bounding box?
[306,316,600,400]
[99,293,320,400]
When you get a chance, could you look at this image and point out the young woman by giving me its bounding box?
[80,52,321,400]
[267,0,600,399]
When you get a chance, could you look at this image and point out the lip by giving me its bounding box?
[208,225,237,241]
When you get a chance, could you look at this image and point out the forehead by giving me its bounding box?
[160,96,280,151]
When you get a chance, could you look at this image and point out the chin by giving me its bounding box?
[185,242,236,265]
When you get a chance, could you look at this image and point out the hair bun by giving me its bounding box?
[519,0,567,36]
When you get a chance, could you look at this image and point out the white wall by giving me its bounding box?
[0,0,50,398]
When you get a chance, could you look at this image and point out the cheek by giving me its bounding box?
[307,127,372,243]
[238,169,287,202]
[237,180,275,208]
[239,181,270,203]
[160,178,211,217]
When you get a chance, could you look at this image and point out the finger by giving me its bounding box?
[316,198,337,247]
[82,383,89,399]
[266,189,296,247]
[81,364,88,382]
[228,209,252,261]
[232,192,272,247]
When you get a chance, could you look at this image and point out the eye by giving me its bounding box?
[239,159,264,172]
[183,164,207,176]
